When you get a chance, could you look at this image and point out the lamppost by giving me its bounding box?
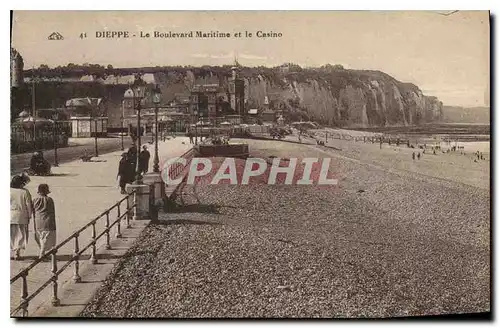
[152,85,161,173]
[94,117,99,157]
[120,100,124,151]
[124,82,146,184]
[194,111,199,145]
[52,114,59,167]
[150,118,155,143]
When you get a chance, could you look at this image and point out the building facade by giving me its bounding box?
[189,84,222,120]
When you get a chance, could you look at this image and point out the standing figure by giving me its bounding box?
[127,143,138,169]
[10,175,33,260]
[412,152,415,160]
[29,151,51,176]
[33,184,57,259]
[139,145,151,174]
[117,153,132,194]
[417,152,421,160]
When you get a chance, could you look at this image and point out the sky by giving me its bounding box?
[11,10,490,107]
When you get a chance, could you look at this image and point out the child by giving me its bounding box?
[33,184,56,259]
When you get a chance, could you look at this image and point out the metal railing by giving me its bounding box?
[167,148,196,181]
[10,191,137,317]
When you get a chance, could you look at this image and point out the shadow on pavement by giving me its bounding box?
[46,173,79,177]
[13,253,130,263]
[155,218,222,226]
[165,202,238,215]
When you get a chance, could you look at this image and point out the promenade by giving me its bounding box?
[10,136,192,316]
[10,137,125,175]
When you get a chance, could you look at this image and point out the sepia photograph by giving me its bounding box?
[9,10,490,319]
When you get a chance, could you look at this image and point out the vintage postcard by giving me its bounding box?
[9,10,490,319]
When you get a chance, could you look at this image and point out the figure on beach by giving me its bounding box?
[33,184,57,259]
[417,152,421,160]
[10,175,33,260]
[412,152,415,160]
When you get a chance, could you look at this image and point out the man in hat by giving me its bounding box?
[127,143,138,173]
[117,153,133,194]
[139,145,151,175]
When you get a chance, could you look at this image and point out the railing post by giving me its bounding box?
[21,273,29,317]
[116,206,122,238]
[90,223,98,264]
[51,251,60,306]
[133,191,138,221]
[126,194,132,228]
[73,234,81,283]
[105,212,111,250]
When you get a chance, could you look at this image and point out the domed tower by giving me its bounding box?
[11,48,24,88]
[228,60,245,118]
[11,48,24,121]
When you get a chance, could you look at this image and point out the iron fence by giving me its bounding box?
[10,191,137,317]
[11,121,72,154]
[167,148,196,182]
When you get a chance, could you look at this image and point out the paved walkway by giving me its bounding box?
[11,137,126,175]
[10,136,192,316]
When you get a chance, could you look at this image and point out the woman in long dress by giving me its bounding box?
[33,184,57,258]
[10,175,33,260]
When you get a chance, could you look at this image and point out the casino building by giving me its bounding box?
[189,65,246,125]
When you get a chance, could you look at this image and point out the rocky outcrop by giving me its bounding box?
[238,68,443,127]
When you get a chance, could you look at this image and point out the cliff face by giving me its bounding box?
[19,66,443,128]
[239,68,443,127]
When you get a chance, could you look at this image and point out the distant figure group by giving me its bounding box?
[117,144,150,194]
[29,151,51,176]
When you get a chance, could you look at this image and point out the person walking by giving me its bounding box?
[117,153,132,194]
[139,145,151,175]
[33,184,57,259]
[10,175,33,260]
[417,152,421,160]
[412,152,415,160]
[188,131,194,144]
